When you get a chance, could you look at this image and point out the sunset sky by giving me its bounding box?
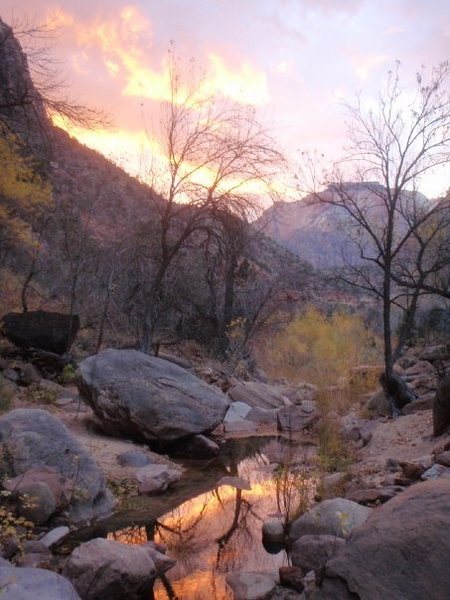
[2,0,449,198]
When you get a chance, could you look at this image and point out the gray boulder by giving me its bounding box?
[277,402,319,432]
[319,479,450,599]
[14,481,57,525]
[78,349,230,442]
[63,538,158,599]
[0,409,115,525]
[289,498,372,542]
[0,564,81,600]
[291,534,345,572]
[433,376,450,436]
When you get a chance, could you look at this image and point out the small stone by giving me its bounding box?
[434,451,450,468]
[39,526,70,548]
[117,451,151,467]
[136,464,182,494]
[421,464,450,480]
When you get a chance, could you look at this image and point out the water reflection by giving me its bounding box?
[108,437,317,600]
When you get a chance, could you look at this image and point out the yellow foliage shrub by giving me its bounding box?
[260,306,380,389]
[0,127,52,257]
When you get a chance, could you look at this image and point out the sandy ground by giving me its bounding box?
[349,408,450,488]
[13,387,179,481]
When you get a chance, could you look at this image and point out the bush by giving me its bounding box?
[24,384,56,405]
[260,307,380,388]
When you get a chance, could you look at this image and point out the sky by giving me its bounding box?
[2,0,449,199]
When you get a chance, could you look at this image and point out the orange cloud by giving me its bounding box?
[46,5,269,106]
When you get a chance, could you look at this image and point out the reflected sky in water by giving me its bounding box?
[107,437,317,600]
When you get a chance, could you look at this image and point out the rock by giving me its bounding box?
[247,406,279,425]
[421,344,450,363]
[14,481,57,525]
[421,463,450,480]
[433,376,450,436]
[117,451,151,467]
[228,381,292,409]
[22,540,50,554]
[5,466,75,508]
[78,349,230,443]
[224,401,252,421]
[39,526,70,548]
[291,535,345,572]
[286,382,318,405]
[321,472,347,497]
[135,464,182,494]
[0,564,81,599]
[345,486,401,505]
[0,409,115,525]
[225,571,279,600]
[223,401,276,433]
[1,311,80,355]
[16,548,52,569]
[434,450,450,467]
[320,479,450,599]
[365,390,391,416]
[271,587,305,600]
[289,498,372,542]
[277,402,319,432]
[19,362,42,385]
[63,538,157,600]
[3,368,19,383]
[400,460,425,480]
[262,520,285,544]
[180,434,220,458]
[279,566,305,593]
[402,394,434,414]
[143,543,176,574]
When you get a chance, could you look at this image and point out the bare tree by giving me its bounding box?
[0,17,108,157]
[299,62,450,407]
[139,53,284,351]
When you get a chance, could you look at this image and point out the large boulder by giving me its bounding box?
[63,538,159,600]
[291,534,345,572]
[0,409,115,525]
[1,311,79,355]
[277,402,319,432]
[319,479,450,599]
[433,376,450,436]
[0,563,81,600]
[289,498,372,542]
[77,349,230,443]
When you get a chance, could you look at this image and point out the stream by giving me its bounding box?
[67,435,317,599]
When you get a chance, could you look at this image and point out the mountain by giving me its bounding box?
[260,183,429,269]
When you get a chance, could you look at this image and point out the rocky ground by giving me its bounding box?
[0,339,449,599]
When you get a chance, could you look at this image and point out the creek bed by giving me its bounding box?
[65,435,317,599]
